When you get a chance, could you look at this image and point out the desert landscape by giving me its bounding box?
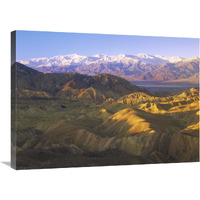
[11,57,199,169]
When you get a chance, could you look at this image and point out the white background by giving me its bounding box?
[0,0,199,199]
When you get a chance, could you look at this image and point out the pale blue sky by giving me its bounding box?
[16,31,199,60]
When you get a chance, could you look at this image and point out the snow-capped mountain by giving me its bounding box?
[18,54,199,82]
[19,53,184,68]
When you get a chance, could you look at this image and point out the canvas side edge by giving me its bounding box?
[11,31,17,169]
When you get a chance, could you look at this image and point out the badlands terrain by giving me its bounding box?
[11,62,199,169]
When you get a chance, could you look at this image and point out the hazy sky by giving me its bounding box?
[16,31,199,60]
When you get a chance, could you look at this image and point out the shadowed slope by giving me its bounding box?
[12,62,150,100]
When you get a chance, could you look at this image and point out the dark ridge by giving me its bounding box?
[12,62,151,99]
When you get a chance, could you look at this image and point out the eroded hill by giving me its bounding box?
[11,63,199,169]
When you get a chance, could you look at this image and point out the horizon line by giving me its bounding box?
[17,53,200,61]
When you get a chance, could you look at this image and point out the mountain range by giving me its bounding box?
[19,54,199,82]
[12,62,149,101]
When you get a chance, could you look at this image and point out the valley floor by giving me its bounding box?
[131,81,199,93]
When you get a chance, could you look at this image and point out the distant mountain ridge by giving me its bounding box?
[12,62,149,100]
[19,53,185,67]
[18,54,199,82]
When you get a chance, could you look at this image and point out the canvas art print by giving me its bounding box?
[11,31,199,169]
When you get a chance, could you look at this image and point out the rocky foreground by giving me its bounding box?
[11,63,199,169]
